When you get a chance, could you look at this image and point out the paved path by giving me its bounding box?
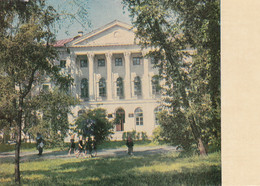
[0,146,177,163]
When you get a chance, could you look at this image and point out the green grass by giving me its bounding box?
[0,151,221,185]
[0,140,167,153]
[98,140,167,149]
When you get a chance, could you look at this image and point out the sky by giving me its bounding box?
[48,0,132,40]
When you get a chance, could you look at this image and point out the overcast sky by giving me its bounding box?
[49,0,132,40]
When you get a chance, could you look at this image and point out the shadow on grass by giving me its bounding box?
[19,153,221,186]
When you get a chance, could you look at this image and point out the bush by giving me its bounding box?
[75,108,114,145]
[141,132,148,141]
[152,126,163,143]
[122,131,148,141]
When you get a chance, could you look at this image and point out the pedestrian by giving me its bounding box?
[68,134,76,156]
[76,136,84,158]
[126,135,134,155]
[85,137,92,157]
[36,133,44,156]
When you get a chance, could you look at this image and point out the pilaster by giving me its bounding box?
[87,52,95,100]
[105,52,113,100]
[124,52,131,99]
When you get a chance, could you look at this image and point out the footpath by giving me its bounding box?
[0,146,177,163]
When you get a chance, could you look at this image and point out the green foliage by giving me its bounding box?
[0,0,90,183]
[141,132,148,141]
[157,111,195,151]
[24,89,77,148]
[122,130,148,141]
[75,108,114,145]
[123,0,220,154]
[152,126,163,143]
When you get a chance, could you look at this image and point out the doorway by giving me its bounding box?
[115,108,125,131]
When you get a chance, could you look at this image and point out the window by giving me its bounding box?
[152,76,161,95]
[134,76,142,96]
[115,58,123,66]
[116,77,124,99]
[99,78,106,98]
[60,60,66,68]
[133,57,141,65]
[81,78,88,98]
[80,59,88,67]
[42,85,49,92]
[154,107,162,125]
[98,59,105,67]
[135,108,143,126]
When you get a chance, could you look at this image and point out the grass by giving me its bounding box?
[0,140,167,153]
[0,151,221,185]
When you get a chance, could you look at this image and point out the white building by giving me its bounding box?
[53,20,163,140]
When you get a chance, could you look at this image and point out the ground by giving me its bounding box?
[0,145,177,162]
[0,145,221,185]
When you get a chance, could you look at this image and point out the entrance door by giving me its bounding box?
[116,108,125,131]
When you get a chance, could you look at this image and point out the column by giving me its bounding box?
[87,52,95,100]
[124,52,131,99]
[105,52,112,100]
[70,53,78,98]
[142,51,150,99]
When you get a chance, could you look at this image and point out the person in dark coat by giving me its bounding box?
[68,134,76,155]
[126,136,134,155]
[36,133,44,155]
[76,136,84,158]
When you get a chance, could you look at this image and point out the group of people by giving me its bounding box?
[68,135,97,158]
[36,133,134,157]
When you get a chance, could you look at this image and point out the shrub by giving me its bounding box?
[141,132,148,141]
[152,126,163,143]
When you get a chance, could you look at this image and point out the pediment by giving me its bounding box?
[67,21,136,47]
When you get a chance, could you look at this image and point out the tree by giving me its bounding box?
[123,0,220,155]
[75,108,114,145]
[26,89,78,147]
[0,0,88,183]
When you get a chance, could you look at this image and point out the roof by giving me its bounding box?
[54,20,133,48]
[53,38,74,47]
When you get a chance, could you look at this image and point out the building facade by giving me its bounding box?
[52,20,162,140]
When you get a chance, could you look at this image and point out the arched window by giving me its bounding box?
[134,76,142,96]
[81,78,88,98]
[116,77,124,99]
[99,78,106,98]
[135,107,143,126]
[154,107,162,125]
[152,76,160,95]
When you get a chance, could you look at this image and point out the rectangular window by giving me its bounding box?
[80,59,88,67]
[60,60,66,68]
[98,59,105,67]
[115,58,123,66]
[133,57,141,65]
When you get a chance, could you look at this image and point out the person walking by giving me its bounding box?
[126,135,134,155]
[85,137,92,158]
[36,133,44,156]
[76,136,84,158]
[68,134,76,156]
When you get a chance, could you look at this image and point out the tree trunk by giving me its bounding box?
[15,124,21,184]
[15,98,23,184]
[198,137,207,156]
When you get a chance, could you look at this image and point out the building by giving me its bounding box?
[52,20,163,140]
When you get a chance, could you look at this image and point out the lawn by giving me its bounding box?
[0,151,221,185]
[0,140,166,153]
